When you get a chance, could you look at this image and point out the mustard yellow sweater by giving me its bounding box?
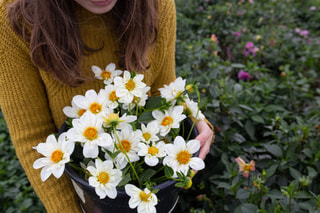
[0,0,176,212]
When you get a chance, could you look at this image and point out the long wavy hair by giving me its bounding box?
[7,0,158,86]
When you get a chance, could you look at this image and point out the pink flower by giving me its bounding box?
[211,34,218,43]
[244,42,259,57]
[233,32,241,37]
[235,157,255,178]
[248,0,254,4]
[237,70,253,81]
[299,30,309,37]
[310,6,316,11]
[236,11,246,16]
[245,42,254,49]
[295,28,301,33]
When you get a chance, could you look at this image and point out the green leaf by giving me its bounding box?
[265,165,278,177]
[251,115,264,123]
[234,203,258,213]
[294,191,312,199]
[118,173,131,187]
[245,120,256,140]
[302,148,313,158]
[140,169,157,182]
[264,105,286,112]
[137,111,154,122]
[217,182,231,190]
[264,144,283,158]
[231,63,246,68]
[307,167,317,179]
[239,104,253,111]
[236,188,250,200]
[289,167,302,179]
[145,96,164,110]
[164,166,174,178]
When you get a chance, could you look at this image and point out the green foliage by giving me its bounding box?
[0,111,45,212]
[174,0,320,212]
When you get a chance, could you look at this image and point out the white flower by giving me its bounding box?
[125,184,157,213]
[92,63,123,85]
[99,84,119,109]
[138,141,166,167]
[33,133,74,181]
[159,77,186,102]
[152,106,187,136]
[140,122,159,144]
[113,125,141,169]
[102,111,137,130]
[184,97,205,120]
[114,71,146,104]
[87,159,122,199]
[163,136,205,177]
[67,113,113,158]
[63,99,86,118]
[122,86,150,110]
[72,89,107,117]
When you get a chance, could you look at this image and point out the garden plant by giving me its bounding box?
[1,0,320,212]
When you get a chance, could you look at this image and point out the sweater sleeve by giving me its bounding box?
[0,4,82,213]
[149,0,177,96]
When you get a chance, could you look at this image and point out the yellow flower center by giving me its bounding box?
[186,84,194,92]
[51,150,63,163]
[177,151,190,164]
[139,191,151,202]
[143,133,151,141]
[126,79,135,91]
[78,109,86,117]
[89,102,102,114]
[97,172,110,184]
[84,127,98,140]
[119,140,131,152]
[109,91,118,101]
[161,116,173,126]
[101,70,111,80]
[104,113,120,126]
[132,96,140,104]
[244,164,253,172]
[148,146,159,156]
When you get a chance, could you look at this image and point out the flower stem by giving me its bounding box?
[112,126,142,187]
[186,86,201,141]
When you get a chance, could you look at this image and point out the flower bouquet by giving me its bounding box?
[33,63,206,213]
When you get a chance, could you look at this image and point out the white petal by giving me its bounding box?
[186,139,201,154]
[52,164,65,178]
[83,143,99,158]
[189,158,205,171]
[40,166,52,181]
[96,187,107,199]
[145,156,159,167]
[106,187,117,199]
[125,184,141,196]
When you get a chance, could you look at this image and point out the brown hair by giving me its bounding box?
[7,0,158,86]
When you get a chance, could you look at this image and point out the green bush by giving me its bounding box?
[174,0,320,212]
[0,111,45,213]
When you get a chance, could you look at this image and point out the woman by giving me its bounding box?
[0,0,214,212]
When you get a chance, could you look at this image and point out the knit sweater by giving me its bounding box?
[0,0,176,212]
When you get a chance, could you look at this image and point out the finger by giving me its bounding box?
[198,140,210,160]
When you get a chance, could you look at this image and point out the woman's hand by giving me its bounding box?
[195,120,214,160]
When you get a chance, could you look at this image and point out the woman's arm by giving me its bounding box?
[0,3,82,213]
